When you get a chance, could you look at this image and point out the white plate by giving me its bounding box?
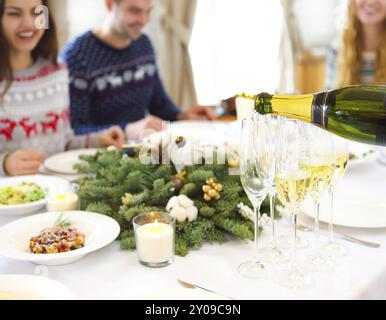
[0,211,120,265]
[0,176,71,217]
[348,141,378,167]
[301,191,386,228]
[0,275,74,300]
[44,149,99,175]
[377,147,386,166]
[143,121,231,146]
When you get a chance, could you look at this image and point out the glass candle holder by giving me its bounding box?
[133,212,175,268]
[46,183,80,212]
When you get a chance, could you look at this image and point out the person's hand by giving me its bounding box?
[99,126,125,148]
[4,149,47,176]
[177,105,217,121]
[125,115,165,141]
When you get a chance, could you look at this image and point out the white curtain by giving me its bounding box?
[278,0,301,94]
[156,0,198,110]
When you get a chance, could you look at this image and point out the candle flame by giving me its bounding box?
[149,219,166,234]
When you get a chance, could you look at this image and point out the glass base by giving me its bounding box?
[277,234,309,250]
[319,241,349,258]
[277,266,315,290]
[299,254,335,273]
[139,258,173,268]
[259,246,291,264]
[238,260,269,280]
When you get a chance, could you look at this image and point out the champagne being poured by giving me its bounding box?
[251,85,386,146]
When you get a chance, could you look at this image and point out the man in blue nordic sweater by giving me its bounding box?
[61,0,216,141]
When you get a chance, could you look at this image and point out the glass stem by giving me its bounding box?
[292,208,298,267]
[253,203,262,263]
[314,200,320,247]
[269,192,276,247]
[329,187,334,241]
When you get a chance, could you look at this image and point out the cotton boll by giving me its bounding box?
[169,209,176,219]
[166,196,180,212]
[171,206,187,223]
[178,195,194,208]
[186,206,198,222]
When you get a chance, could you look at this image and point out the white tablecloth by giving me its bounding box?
[1,156,386,300]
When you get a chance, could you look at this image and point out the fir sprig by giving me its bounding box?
[77,148,278,256]
[54,214,72,228]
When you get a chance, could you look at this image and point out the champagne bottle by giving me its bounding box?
[253,85,386,146]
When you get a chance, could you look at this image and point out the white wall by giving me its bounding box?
[66,0,107,40]
[64,0,163,74]
[65,0,158,42]
[294,0,342,50]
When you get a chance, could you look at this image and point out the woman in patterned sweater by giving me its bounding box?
[0,0,125,176]
[326,0,386,90]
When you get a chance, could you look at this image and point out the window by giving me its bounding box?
[189,0,283,105]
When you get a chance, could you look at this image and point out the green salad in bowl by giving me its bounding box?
[0,182,46,206]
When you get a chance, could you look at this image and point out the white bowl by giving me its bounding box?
[0,176,71,217]
[0,211,120,266]
[0,275,75,300]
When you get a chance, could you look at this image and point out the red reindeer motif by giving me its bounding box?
[0,119,17,142]
[19,117,38,139]
[41,112,60,134]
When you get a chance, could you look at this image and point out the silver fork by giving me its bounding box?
[178,280,234,300]
[297,224,381,248]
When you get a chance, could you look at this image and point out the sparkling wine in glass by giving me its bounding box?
[319,136,350,257]
[275,119,315,289]
[300,125,335,273]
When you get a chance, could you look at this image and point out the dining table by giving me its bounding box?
[1,127,386,300]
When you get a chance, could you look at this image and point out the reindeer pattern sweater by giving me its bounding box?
[0,58,100,176]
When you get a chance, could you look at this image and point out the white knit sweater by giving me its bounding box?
[0,58,100,175]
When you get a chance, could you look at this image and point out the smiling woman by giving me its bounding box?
[0,0,125,177]
[327,0,386,89]
[0,0,57,96]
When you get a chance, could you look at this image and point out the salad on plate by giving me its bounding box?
[0,182,46,206]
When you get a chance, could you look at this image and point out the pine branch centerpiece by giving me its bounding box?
[75,147,279,256]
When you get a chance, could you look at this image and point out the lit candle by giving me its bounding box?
[134,213,175,267]
[46,193,79,212]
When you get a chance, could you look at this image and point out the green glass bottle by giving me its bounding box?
[253,85,386,146]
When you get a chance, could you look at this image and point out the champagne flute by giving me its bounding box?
[259,115,290,263]
[319,136,349,257]
[238,113,271,279]
[275,119,315,289]
[300,125,335,273]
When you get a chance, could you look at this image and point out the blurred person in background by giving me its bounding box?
[326,0,386,89]
[61,0,216,142]
[0,0,124,176]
